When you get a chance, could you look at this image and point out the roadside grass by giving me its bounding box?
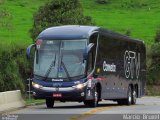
[24,94,45,105]
[25,97,45,106]
[146,85,160,96]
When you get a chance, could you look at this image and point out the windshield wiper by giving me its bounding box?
[60,60,72,81]
[59,52,72,81]
[44,54,56,80]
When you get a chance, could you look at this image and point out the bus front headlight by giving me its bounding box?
[73,83,86,89]
[32,82,43,89]
[76,84,84,89]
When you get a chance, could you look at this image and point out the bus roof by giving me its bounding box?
[38,25,99,40]
[99,28,144,45]
[37,25,144,45]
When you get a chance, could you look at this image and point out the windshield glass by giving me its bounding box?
[34,39,87,79]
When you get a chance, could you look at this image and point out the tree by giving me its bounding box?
[147,29,160,85]
[30,0,94,40]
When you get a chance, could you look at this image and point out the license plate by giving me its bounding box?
[53,93,62,97]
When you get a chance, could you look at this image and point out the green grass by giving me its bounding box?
[81,0,160,45]
[25,97,45,105]
[0,0,160,93]
[1,0,160,46]
[0,0,49,47]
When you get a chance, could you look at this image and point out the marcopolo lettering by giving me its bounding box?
[103,61,116,72]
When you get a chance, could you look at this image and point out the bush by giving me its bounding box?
[30,0,94,40]
[125,29,131,36]
[147,28,160,85]
[155,29,160,43]
[96,0,109,4]
[147,42,160,85]
[121,0,148,9]
[0,44,31,92]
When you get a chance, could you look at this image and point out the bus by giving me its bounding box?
[26,25,146,108]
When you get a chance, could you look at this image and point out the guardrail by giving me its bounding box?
[0,90,25,112]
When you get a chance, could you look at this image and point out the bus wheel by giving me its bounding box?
[91,87,99,107]
[86,87,99,107]
[84,100,89,106]
[131,88,136,105]
[46,98,54,108]
[125,86,132,105]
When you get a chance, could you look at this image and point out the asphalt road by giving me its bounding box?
[1,96,160,120]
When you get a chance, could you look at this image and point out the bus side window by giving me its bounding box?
[88,52,94,73]
[88,33,98,72]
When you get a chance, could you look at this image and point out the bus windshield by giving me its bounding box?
[34,39,87,80]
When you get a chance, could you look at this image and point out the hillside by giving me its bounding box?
[0,0,48,47]
[0,0,160,93]
[81,0,160,45]
[0,0,160,45]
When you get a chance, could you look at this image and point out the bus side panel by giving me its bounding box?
[95,31,146,100]
[96,32,129,99]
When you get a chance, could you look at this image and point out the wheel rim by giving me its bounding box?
[133,90,136,103]
[94,91,98,106]
[128,89,131,103]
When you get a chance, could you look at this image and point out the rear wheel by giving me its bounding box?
[118,86,132,105]
[46,98,54,108]
[125,86,132,105]
[131,88,136,105]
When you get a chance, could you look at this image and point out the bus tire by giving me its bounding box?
[84,100,90,106]
[84,87,98,107]
[46,98,54,108]
[131,88,136,105]
[125,86,132,105]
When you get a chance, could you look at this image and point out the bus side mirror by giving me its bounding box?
[83,43,94,60]
[26,44,35,59]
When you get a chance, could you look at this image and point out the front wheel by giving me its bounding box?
[46,98,54,108]
[84,87,99,107]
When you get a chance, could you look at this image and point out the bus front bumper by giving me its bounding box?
[32,86,86,101]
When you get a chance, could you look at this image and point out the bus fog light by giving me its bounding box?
[33,92,36,95]
[81,92,85,96]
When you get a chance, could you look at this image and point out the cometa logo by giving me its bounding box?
[103,61,116,72]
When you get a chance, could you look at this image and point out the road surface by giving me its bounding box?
[1,96,160,120]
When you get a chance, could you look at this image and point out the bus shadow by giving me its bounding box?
[42,103,120,109]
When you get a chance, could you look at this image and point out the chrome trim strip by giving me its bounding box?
[40,87,75,92]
